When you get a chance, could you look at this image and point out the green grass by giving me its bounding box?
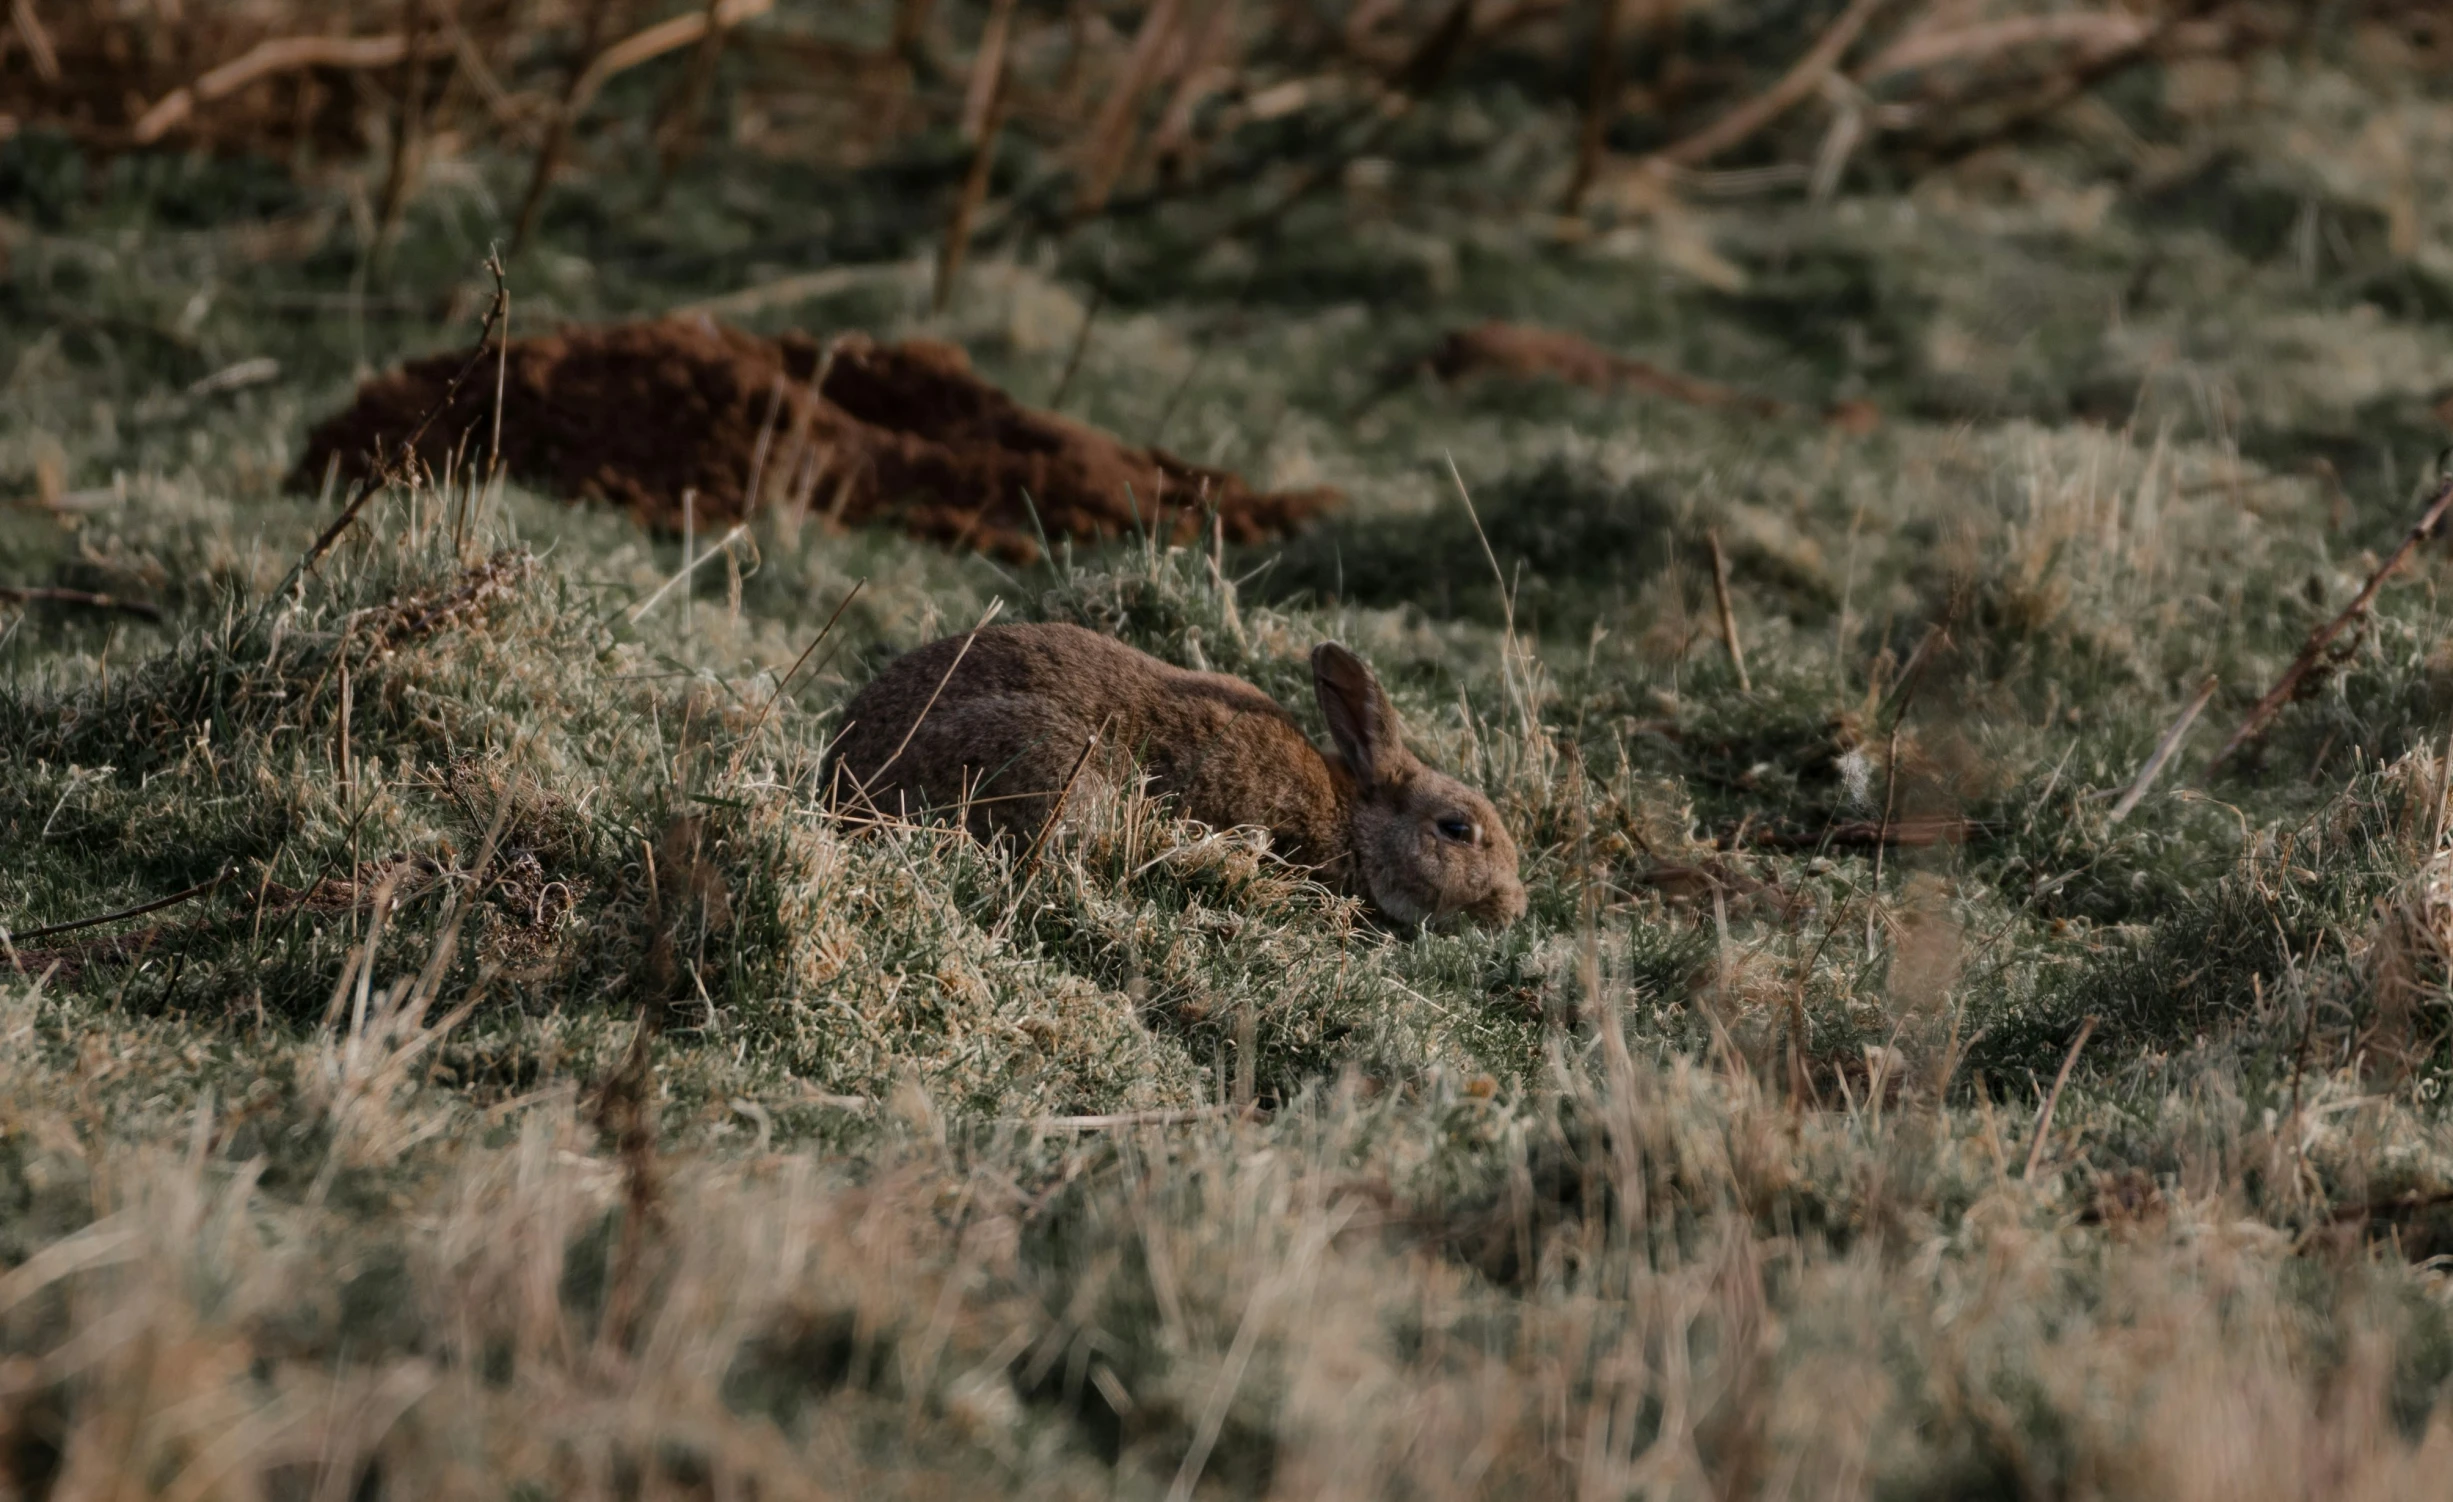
[6,21,2453,1497]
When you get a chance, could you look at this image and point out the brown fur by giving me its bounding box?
[825,622,1526,927]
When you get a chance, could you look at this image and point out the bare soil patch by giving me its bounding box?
[295,318,1339,563]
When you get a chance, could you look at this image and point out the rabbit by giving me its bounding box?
[824,621,1527,928]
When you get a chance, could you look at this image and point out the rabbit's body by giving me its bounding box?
[825,622,1525,927]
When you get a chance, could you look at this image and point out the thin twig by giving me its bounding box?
[511,0,622,257]
[6,866,237,945]
[1046,260,1108,410]
[933,42,1011,313]
[0,587,163,622]
[289,263,510,594]
[741,579,865,744]
[1871,623,1948,901]
[847,600,1007,806]
[1026,1106,1238,1131]
[373,0,441,274]
[2022,1014,2098,1180]
[1019,714,1111,881]
[2214,471,2453,769]
[627,521,747,625]
[654,0,734,198]
[1706,528,1749,691]
[1641,0,1891,171]
[2106,674,2219,825]
[1561,0,1627,213]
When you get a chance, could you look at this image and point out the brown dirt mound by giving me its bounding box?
[293,317,1340,563]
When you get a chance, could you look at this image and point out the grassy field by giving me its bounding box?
[7,4,2453,1496]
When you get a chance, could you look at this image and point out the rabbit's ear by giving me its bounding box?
[1313,643,1409,791]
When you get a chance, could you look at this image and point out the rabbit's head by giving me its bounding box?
[1313,644,1528,929]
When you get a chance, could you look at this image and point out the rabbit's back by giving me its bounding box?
[827,623,1351,874]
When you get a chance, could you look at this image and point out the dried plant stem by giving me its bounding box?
[890,0,940,68]
[511,0,622,257]
[287,267,509,597]
[0,587,162,622]
[1020,714,1112,883]
[654,0,732,195]
[2107,674,2218,825]
[6,865,236,945]
[1870,623,1946,901]
[1642,0,1890,171]
[934,49,1010,314]
[1707,528,1749,691]
[2214,472,2453,769]
[10,0,57,83]
[737,579,865,748]
[2022,1015,2098,1179]
[1029,1106,1235,1131]
[1074,0,1185,217]
[855,600,1006,795]
[1047,265,1108,410]
[373,0,441,273]
[1561,0,1627,213]
[959,0,1020,142]
[135,33,447,144]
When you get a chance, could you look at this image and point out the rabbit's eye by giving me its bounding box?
[1436,817,1476,843]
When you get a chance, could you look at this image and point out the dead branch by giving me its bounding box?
[1858,11,2153,83]
[0,586,164,622]
[1641,0,1893,171]
[134,32,454,145]
[1074,0,1187,217]
[2213,472,2453,770]
[1907,0,2237,166]
[571,0,775,120]
[1562,0,1629,213]
[6,865,236,945]
[283,256,511,589]
[511,0,625,257]
[1025,1106,1239,1130]
[654,0,734,194]
[1733,815,1979,851]
[1707,528,1749,691]
[2106,674,2218,824]
[11,0,57,83]
[2023,1014,2099,1179]
[934,6,1013,313]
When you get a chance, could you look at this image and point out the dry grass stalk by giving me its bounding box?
[511,0,625,257]
[1642,0,1893,171]
[1073,0,1186,217]
[289,262,509,590]
[1859,9,2154,83]
[2107,673,2218,825]
[3,864,235,945]
[2214,472,2453,769]
[653,0,734,194]
[373,0,444,273]
[1707,528,1749,692]
[934,33,1012,314]
[958,0,1020,143]
[1561,0,1628,213]
[0,585,163,621]
[10,0,57,83]
[2022,1013,2098,1179]
[572,0,773,120]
